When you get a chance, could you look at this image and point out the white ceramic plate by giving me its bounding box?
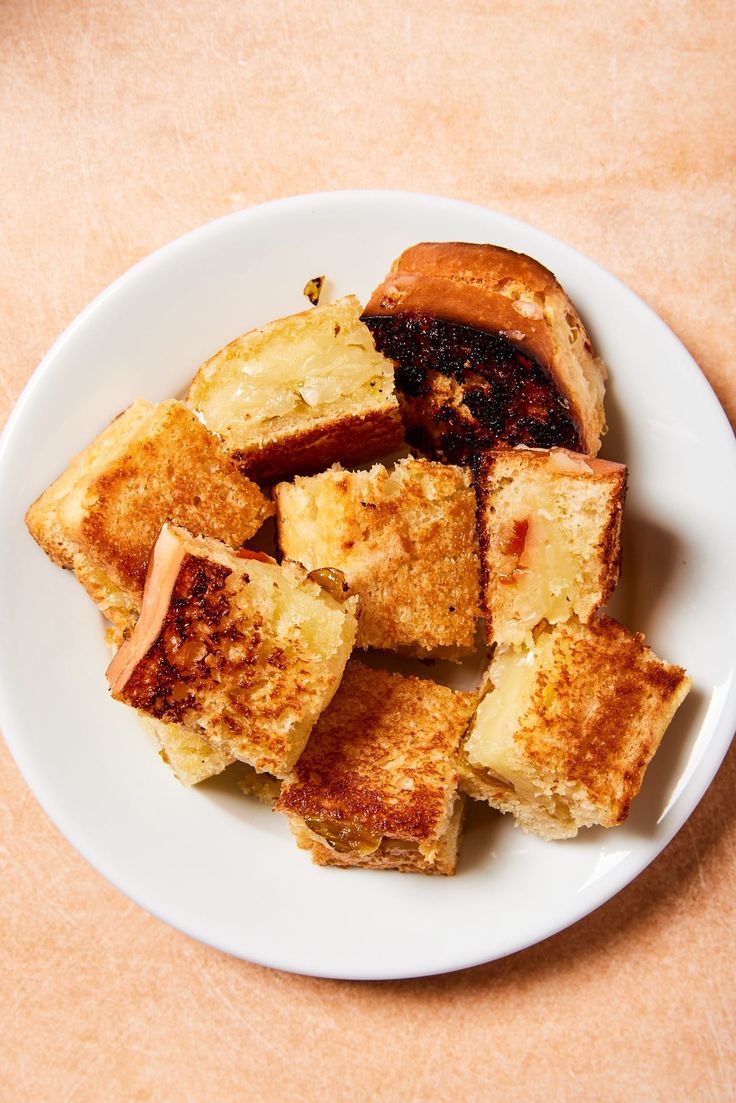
[1,191,735,980]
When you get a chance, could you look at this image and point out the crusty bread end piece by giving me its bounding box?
[476,447,627,646]
[275,458,480,659]
[107,525,358,778]
[363,242,606,462]
[275,661,477,874]
[25,399,273,627]
[186,296,403,483]
[460,616,691,839]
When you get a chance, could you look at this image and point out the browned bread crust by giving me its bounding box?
[461,616,691,838]
[274,458,481,659]
[108,526,358,777]
[362,242,606,462]
[230,406,403,484]
[25,399,273,626]
[275,661,477,874]
[475,447,627,645]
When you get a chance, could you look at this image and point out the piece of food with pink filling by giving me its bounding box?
[107,524,358,778]
[475,446,626,647]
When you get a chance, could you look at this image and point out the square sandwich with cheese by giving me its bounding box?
[186,296,404,483]
[26,399,273,628]
[275,661,477,874]
[475,447,626,646]
[460,616,691,839]
[274,458,481,659]
[107,525,359,777]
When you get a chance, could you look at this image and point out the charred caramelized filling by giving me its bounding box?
[363,313,581,462]
[304,816,382,855]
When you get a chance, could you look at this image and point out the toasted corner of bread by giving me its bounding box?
[275,457,480,658]
[187,296,403,483]
[107,525,358,778]
[275,661,476,874]
[25,399,272,625]
[141,715,236,787]
[461,616,690,839]
[475,447,627,647]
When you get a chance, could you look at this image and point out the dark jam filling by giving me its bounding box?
[364,313,581,462]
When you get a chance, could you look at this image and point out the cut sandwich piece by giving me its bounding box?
[186,295,404,483]
[362,242,606,463]
[460,616,691,839]
[275,661,477,874]
[107,525,359,777]
[476,447,627,646]
[25,399,273,628]
[274,458,480,659]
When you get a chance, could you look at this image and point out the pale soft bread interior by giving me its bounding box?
[478,448,625,647]
[275,458,480,659]
[109,525,359,777]
[238,766,282,806]
[461,617,691,840]
[141,716,236,787]
[187,296,398,451]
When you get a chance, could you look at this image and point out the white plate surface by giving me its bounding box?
[1,191,735,980]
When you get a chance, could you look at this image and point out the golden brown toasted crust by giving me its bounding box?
[474,448,627,645]
[231,406,403,484]
[462,616,691,838]
[274,458,481,659]
[25,400,273,625]
[362,241,606,459]
[109,527,358,777]
[275,661,477,873]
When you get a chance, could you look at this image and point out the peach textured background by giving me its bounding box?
[1,2,735,1099]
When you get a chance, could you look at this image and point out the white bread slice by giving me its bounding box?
[25,399,272,628]
[274,458,480,659]
[460,616,691,839]
[186,296,403,483]
[275,661,477,874]
[107,525,358,778]
[476,447,626,646]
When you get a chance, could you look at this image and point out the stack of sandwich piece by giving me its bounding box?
[26,245,691,875]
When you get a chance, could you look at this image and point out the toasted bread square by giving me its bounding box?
[275,661,477,874]
[274,458,481,659]
[25,399,273,627]
[476,447,626,646]
[460,616,691,839]
[107,525,359,777]
[186,296,403,483]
